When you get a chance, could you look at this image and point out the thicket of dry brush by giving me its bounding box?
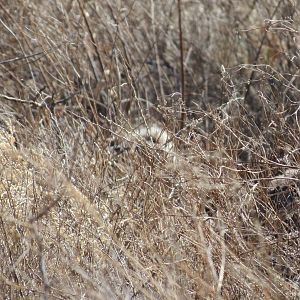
[1,0,300,299]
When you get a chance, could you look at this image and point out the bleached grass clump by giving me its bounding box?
[134,123,174,153]
[0,118,15,150]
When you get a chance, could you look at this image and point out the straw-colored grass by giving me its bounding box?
[1,1,300,299]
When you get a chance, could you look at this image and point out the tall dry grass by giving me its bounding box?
[1,0,300,299]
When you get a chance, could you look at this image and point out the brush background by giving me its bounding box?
[0,1,300,299]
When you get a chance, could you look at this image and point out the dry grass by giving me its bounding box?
[1,0,300,299]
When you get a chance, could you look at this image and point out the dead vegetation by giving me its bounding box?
[1,0,300,299]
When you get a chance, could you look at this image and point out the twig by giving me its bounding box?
[0,92,79,109]
[244,0,283,102]
[0,218,24,299]
[0,51,45,65]
[29,224,50,300]
[77,0,106,83]
[0,94,42,107]
[177,0,186,130]
[0,42,65,66]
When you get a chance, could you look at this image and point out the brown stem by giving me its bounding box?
[177,0,186,130]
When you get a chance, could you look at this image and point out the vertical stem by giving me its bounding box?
[177,0,186,130]
[151,0,165,103]
[244,0,282,103]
